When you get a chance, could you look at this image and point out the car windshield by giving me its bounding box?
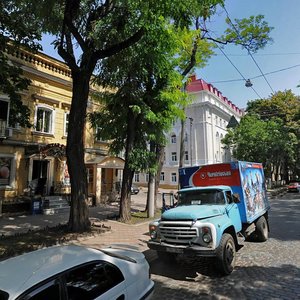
[178,190,225,206]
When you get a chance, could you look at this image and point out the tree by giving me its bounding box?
[0,1,41,127]
[24,0,212,229]
[89,20,184,220]
[175,11,273,169]
[246,90,300,181]
[223,90,300,182]
[10,0,273,229]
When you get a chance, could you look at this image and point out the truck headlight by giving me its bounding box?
[149,225,158,239]
[202,233,212,243]
[201,227,212,244]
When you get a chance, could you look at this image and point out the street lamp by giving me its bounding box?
[245,79,253,87]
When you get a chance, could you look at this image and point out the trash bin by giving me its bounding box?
[31,196,43,215]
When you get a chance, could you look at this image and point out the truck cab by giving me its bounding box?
[148,161,270,275]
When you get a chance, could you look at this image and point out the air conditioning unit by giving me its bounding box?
[5,128,13,137]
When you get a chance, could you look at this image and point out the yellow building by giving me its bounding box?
[0,47,124,211]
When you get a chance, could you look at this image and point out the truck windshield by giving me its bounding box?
[178,190,225,206]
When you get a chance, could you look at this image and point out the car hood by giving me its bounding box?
[162,205,225,220]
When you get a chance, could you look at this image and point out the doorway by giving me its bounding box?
[31,159,49,195]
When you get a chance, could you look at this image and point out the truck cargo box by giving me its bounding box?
[179,161,270,224]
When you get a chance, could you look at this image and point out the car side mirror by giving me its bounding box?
[232,193,240,203]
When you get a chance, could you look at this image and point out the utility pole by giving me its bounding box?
[189,117,193,166]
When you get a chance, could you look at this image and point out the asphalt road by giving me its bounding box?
[146,192,300,300]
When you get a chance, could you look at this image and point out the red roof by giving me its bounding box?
[186,76,243,115]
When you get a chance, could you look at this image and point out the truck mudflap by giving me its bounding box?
[147,240,217,257]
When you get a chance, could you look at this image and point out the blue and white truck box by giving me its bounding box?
[179,161,270,224]
[148,161,270,275]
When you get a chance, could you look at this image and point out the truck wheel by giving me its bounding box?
[215,233,236,275]
[255,216,268,242]
[157,251,177,262]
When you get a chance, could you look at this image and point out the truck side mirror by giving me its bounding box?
[232,193,240,203]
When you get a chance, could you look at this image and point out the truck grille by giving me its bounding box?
[159,221,198,245]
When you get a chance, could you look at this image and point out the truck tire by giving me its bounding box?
[255,216,268,242]
[215,233,236,275]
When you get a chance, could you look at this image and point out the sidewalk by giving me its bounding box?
[0,187,285,251]
[0,187,162,238]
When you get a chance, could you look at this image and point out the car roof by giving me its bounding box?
[0,245,114,298]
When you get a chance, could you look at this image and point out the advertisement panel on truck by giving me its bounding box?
[179,161,270,223]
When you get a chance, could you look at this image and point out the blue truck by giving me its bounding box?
[148,161,270,275]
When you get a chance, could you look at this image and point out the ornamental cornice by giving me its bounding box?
[5,44,72,78]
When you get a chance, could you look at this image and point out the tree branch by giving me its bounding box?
[93,27,145,60]
[63,0,88,53]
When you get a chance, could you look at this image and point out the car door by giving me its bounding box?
[225,191,242,233]
[64,261,127,300]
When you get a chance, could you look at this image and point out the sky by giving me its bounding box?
[40,0,300,109]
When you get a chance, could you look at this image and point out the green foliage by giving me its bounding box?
[0,0,42,127]
[223,15,273,53]
[223,91,300,179]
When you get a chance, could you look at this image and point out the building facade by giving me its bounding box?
[0,47,123,207]
[134,75,244,189]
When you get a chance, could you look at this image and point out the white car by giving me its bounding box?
[0,245,154,300]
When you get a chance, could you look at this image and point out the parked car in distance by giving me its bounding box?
[287,182,300,192]
[0,245,154,300]
[131,184,140,195]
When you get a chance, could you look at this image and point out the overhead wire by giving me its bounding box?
[215,52,300,56]
[222,6,275,94]
[206,32,263,99]
[211,63,300,84]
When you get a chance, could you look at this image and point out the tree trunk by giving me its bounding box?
[119,110,136,221]
[154,144,165,210]
[147,173,155,218]
[67,71,91,231]
[119,160,133,221]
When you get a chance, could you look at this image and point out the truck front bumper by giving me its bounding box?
[147,240,217,257]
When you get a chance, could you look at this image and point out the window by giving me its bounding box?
[171,152,177,162]
[160,172,165,182]
[171,173,177,183]
[65,261,124,300]
[185,151,189,161]
[95,126,108,142]
[0,99,9,136]
[0,157,13,187]
[87,167,93,184]
[35,106,54,134]
[171,134,176,144]
[184,133,188,143]
[134,173,140,182]
[145,173,149,182]
[64,112,69,136]
[23,280,60,300]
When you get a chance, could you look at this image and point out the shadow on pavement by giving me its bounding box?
[149,264,300,300]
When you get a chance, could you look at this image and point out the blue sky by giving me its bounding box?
[40,0,300,109]
[197,0,300,108]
